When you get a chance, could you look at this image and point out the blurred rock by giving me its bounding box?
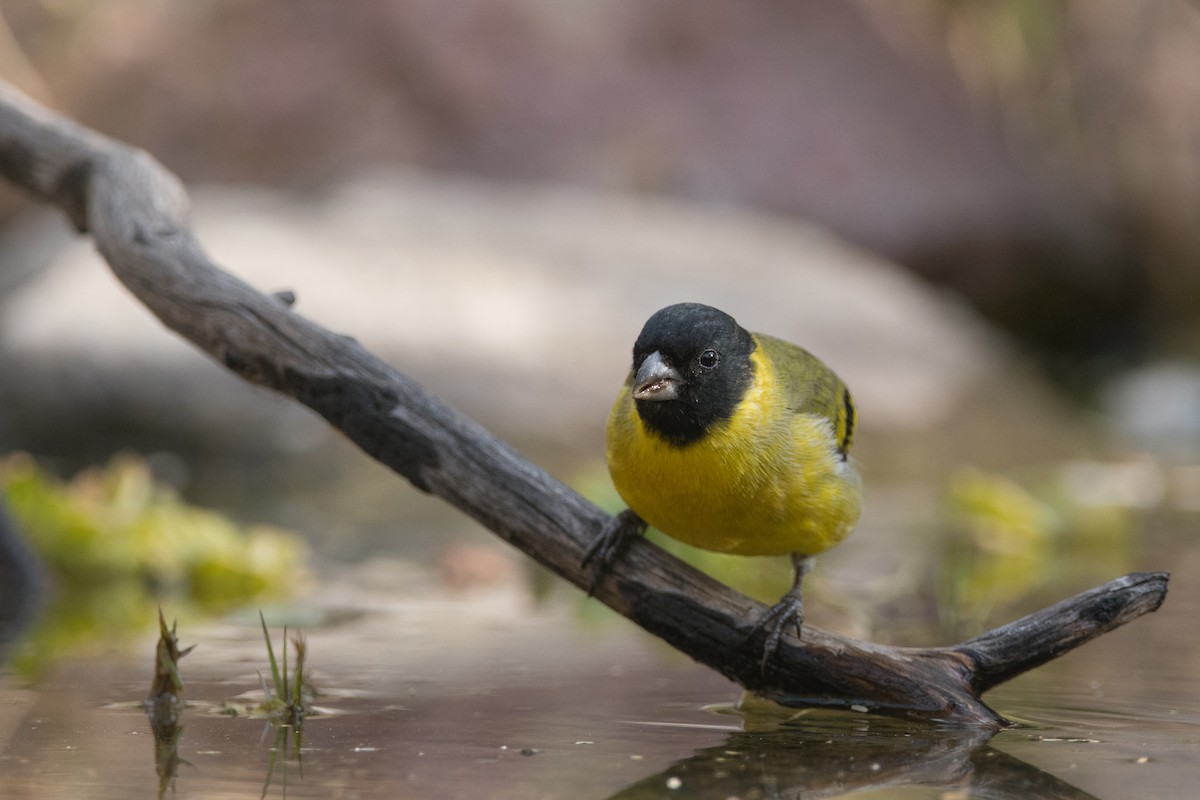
[1102,361,1200,460]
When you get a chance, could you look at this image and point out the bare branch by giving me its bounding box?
[957,571,1169,694]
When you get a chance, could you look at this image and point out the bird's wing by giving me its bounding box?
[755,334,856,458]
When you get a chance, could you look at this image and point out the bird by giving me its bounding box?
[584,302,862,667]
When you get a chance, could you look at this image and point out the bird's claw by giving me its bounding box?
[582,509,647,595]
[747,588,805,673]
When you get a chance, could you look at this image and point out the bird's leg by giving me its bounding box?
[749,553,814,671]
[582,509,648,596]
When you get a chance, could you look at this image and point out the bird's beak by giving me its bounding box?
[632,351,681,402]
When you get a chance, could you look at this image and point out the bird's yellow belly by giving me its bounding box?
[607,399,861,557]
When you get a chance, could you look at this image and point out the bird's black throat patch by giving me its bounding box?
[630,303,756,448]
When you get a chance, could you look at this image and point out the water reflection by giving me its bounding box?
[123,697,1109,800]
[0,627,1191,798]
[604,716,1098,800]
[148,710,184,800]
[142,701,308,799]
[259,722,304,799]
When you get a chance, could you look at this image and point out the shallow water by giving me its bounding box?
[1,547,1197,800]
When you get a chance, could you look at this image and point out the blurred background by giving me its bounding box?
[0,2,1199,796]
[4,0,1200,377]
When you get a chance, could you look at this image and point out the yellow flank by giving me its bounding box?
[606,335,862,557]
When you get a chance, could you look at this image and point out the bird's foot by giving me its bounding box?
[581,509,647,596]
[746,587,805,673]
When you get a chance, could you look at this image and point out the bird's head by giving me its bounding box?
[628,303,756,446]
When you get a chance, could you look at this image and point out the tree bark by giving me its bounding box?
[0,82,1169,728]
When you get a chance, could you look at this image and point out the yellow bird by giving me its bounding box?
[585,302,862,664]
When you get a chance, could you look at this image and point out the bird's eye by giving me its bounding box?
[698,349,720,370]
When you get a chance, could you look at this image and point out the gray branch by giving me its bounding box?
[0,81,1168,728]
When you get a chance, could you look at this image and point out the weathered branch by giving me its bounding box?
[0,82,1169,728]
[958,570,1167,693]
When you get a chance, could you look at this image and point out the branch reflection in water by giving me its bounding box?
[603,710,1097,800]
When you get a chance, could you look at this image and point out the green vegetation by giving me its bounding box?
[145,610,192,800]
[136,611,317,798]
[0,453,308,673]
[256,610,313,726]
[149,608,194,704]
[254,612,313,798]
[939,465,1134,635]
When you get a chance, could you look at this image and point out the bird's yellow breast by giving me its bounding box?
[606,342,861,557]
